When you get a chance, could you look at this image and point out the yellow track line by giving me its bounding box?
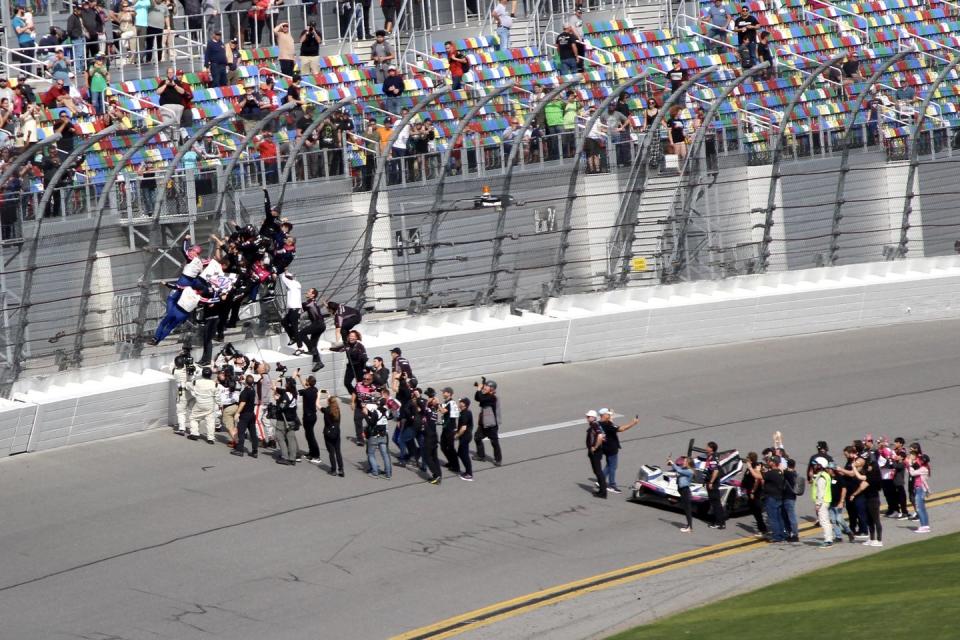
[391,490,960,640]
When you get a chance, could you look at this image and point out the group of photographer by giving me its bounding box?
[169,337,506,482]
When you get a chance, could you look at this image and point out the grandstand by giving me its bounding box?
[0,0,958,398]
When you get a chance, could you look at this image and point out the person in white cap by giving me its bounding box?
[811,456,834,547]
[597,408,639,494]
[585,410,606,499]
[382,64,404,117]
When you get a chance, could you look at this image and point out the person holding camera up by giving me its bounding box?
[363,402,392,479]
[273,377,301,465]
[216,368,240,446]
[300,22,322,76]
[439,387,460,473]
[186,367,218,443]
[455,398,474,481]
[473,377,503,467]
[231,375,260,458]
[352,368,380,447]
[171,347,196,436]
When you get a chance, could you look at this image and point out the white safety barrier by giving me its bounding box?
[6,255,960,456]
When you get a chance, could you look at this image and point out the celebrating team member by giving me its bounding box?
[597,409,639,494]
[473,378,503,466]
[585,410,606,499]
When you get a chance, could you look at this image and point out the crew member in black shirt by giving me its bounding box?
[456,398,474,480]
[585,410,606,499]
[296,371,321,462]
[762,456,786,541]
[668,58,687,93]
[555,24,579,75]
[327,299,362,344]
[231,375,259,457]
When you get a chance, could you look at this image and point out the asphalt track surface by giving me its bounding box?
[4,318,960,639]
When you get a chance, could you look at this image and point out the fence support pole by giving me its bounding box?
[68,122,175,369]
[758,52,846,273]
[2,123,121,398]
[355,86,452,311]
[828,51,911,266]
[604,65,718,290]
[665,62,770,281]
[483,78,579,305]
[418,84,514,311]
[896,57,960,259]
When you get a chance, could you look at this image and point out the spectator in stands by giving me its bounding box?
[667,58,686,95]
[205,30,229,88]
[359,0,375,40]
[445,41,469,91]
[46,48,71,87]
[160,0,177,62]
[371,30,395,84]
[337,0,357,40]
[332,109,354,173]
[315,115,339,177]
[501,117,524,163]
[841,51,863,97]
[561,90,578,158]
[382,0,401,33]
[238,85,263,132]
[584,107,605,173]
[300,21,322,76]
[701,0,732,54]
[42,80,77,114]
[67,5,88,76]
[17,104,39,149]
[604,102,631,167]
[544,91,564,160]
[382,65,404,116]
[226,38,241,84]
[571,8,584,39]
[492,0,517,51]
[81,0,105,62]
[87,54,109,116]
[37,27,60,62]
[181,0,203,36]
[248,0,271,43]
[274,22,296,77]
[254,133,279,184]
[284,73,306,113]
[13,7,37,76]
[203,0,228,40]
[141,0,165,63]
[134,0,150,61]
[733,5,759,68]
[555,24,580,76]
[389,115,409,183]
[668,109,687,160]
[117,1,137,63]
[158,66,188,125]
[756,30,774,79]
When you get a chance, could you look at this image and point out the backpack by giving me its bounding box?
[788,473,806,496]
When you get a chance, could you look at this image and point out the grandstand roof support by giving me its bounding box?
[483,78,580,306]
[759,52,846,273]
[896,56,960,260]
[152,112,235,220]
[666,62,771,282]
[68,122,177,371]
[356,85,453,311]
[418,84,515,312]
[604,65,719,291]
[829,51,911,267]
[213,102,298,233]
[275,96,358,210]
[2,123,122,399]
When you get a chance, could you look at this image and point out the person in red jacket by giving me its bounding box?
[253,133,278,184]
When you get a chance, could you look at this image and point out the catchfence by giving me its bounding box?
[0,71,959,395]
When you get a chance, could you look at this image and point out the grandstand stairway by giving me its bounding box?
[623,0,675,32]
[629,171,681,285]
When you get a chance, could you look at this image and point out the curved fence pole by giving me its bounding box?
[212,101,298,224]
[276,95,357,208]
[828,51,912,266]
[3,123,122,398]
[544,71,653,306]
[759,52,846,273]
[606,65,719,289]
[664,62,771,281]
[356,85,453,310]
[417,84,514,311]
[0,135,61,187]
[483,78,580,306]
[896,57,960,259]
[68,122,175,369]
[152,112,234,219]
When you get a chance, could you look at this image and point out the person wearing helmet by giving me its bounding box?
[363,402,392,479]
[811,456,834,547]
[473,377,503,466]
[186,366,218,443]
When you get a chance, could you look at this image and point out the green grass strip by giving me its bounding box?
[610,532,960,640]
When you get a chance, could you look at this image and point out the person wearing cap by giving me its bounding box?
[585,410,606,498]
[438,387,461,472]
[491,0,516,51]
[87,55,109,116]
[473,377,503,466]
[382,65,404,117]
[12,7,36,76]
[274,22,296,77]
[80,0,105,63]
[46,49,71,87]
[598,409,639,495]
[810,457,834,547]
[389,347,413,393]
[555,24,580,76]
[66,5,88,75]
[806,440,833,482]
[204,29,228,87]
[363,401,392,478]
[352,368,379,447]
[300,21,323,76]
[666,455,695,531]
[186,366,218,443]
[370,30,395,84]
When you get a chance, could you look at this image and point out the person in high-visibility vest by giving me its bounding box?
[811,457,834,548]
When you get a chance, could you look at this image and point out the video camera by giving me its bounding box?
[174,346,196,376]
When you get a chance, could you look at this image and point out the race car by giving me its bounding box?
[629,439,748,518]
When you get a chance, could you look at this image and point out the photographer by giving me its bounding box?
[157,67,188,126]
[216,368,240,446]
[272,377,300,465]
[171,348,196,435]
[352,368,380,447]
[299,22,322,76]
[473,378,503,467]
[186,367,218,443]
[455,398,474,481]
